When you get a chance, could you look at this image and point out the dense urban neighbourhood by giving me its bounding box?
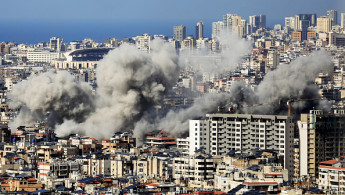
[0,10,344,194]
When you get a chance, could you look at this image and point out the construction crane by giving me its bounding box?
[287,98,323,117]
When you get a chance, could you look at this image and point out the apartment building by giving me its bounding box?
[189,113,294,179]
[176,138,189,156]
[1,177,43,192]
[173,153,215,186]
[133,156,165,178]
[27,51,58,63]
[298,110,345,180]
[318,159,345,194]
[38,160,81,179]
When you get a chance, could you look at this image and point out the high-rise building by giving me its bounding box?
[49,37,64,52]
[285,17,296,30]
[222,14,247,36]
[299,19,311,41]
[249,14,266,32]
[189,113,295,179]
[173,25,186,42]
[212,21,224,39]
[341,13,345,29]
[236,19,247,37]
[196,21,204,40]
[295,14,317,30]
[317,16,332,33]
[223,13,238,31]
[298,110,345,180]
[327,9,338,26]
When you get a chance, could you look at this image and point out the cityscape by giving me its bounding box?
[0,2,345,195]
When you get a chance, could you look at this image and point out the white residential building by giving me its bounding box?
[173,153,215,186]
[285,17,296,30]
[176,138,189,156]
[341,13,345,30]
[189,113,294,179]
[212,21,225,39]
[134,33,153,52]
[27,51,58,63]
[318,159,345,194]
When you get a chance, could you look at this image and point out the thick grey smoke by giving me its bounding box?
[9,71,95,132]
[155,50,332,135]
[9,39,178,138]
[257,50,331,103]
[180,31,251,73]
[133,81,257,142]
[55,39,179,138]
[9,36,331,141]
[254,50,332,114]
[157,93,230,136]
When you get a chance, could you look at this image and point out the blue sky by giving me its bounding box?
[0,0,342,43]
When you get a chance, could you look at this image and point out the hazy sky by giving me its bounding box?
[0,0,343,43]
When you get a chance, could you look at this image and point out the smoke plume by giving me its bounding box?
[9,71,95,131]
[9,34,332,141]
[55,39,179,138]
[155,50,332,135]
[180,31,252,73]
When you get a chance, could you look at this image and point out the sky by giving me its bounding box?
[0,0,342,44]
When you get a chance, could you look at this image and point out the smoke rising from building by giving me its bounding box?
[155,50,332,136]
[179,31,252,73]
[55,39,179,138]
[9,39,179,139]
[9,35,332,141]
[9,71,95,131]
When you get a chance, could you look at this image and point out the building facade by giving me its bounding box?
[189,113,294,179]
[327,10,338,26]
[27,51,58,63]
[298,110,345,180]
[173,25,186,42]
[196,22,204,40]
[318,159,345,194]
[317,17,332,33]
[341,13,345,29]
[249,14,266,32]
